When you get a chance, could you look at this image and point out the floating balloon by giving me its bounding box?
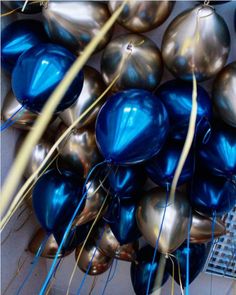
[59,66,106,128]
[145,140,194,187]
[212,62,236,127]
[3,1,42,14]
[101,34,163,91]
[96,89,169,165]
[156,79,212,141]
[136,188,191,253]
[162,5,230,81]
[43,1,112,54]
[130,245,169,295]
[12,43,84,113]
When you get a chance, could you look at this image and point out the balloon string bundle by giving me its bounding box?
[1,106,25,132]
[185,210,192,295]
[101,259,118,295]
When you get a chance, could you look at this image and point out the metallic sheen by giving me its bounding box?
[3,1,42,14]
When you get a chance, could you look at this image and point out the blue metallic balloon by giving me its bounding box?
[156,79,212,141]
[12,43,84,113]
[130,245,169,295]
[145,140,194,187]
[96,89,169,165]
[1,20,48,73]
[32,169,85,233]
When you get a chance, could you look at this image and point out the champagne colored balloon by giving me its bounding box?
[43,1,113,54]
[101,34,163,91]
[75,239,113,275]
[59,66,106,129]
[212,62,236,127]
[162,5,230,81]
[108,0,175,33]
[136,188,191,253]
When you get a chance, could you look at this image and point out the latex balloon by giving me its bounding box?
[12,43,84,113]
[57,124,102,178]
[101,34,163,91]
[156,79,212,141]
[190,211,226,243]
[3,1,42,14]
[108,1,175,33]
[75,239,113,275]
[136,188,191,253]
[96,89,169,165]
[145,140,194,187]
[198,122,236,178]
[59,66,106,128]
[32,169,84,233]
[130,245,169,295]
[43,1,112,54]
[190,172,236,216]
[1,20,48,72]
[212,62,236,127]
[162,5,230,81]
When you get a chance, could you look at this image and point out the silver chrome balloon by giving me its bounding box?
[43,1,113,54]
[212,62,236,127]
[162,5,230,81]
[101,33,163,91]
[108,0,175,33]
[136,188,191,254]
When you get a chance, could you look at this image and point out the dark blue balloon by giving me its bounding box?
[12,43,84,113]
[96,89,169,165]
[145,140,194,187]
[156,79,212,141]
[1,20,47,73]
[130,245,169,295]
[32,169,85,233]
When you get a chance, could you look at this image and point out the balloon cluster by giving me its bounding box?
[1,1,235,295]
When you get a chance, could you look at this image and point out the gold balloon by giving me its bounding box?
[101,33,163,91]
[43,1,113,54]
[212,62,236,127]
[59,66,106,129]
[108,0,175,33]
[162,5,230,81]
[136,188,191,254]
[75,239,113,275]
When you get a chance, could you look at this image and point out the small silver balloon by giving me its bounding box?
[101,33,163,91]
[59,66,106,129]
[43,1,113,54]
[162,5,230,81]
[212,62,236,127]
[108,0,175,33]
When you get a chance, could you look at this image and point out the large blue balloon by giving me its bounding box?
[12,43,84,113]
[33,169,84,233]
[156,80,212,141]
[1,20,47,73]
[130,245,169,295]
[96,89,169,165]
[145,140,194,187]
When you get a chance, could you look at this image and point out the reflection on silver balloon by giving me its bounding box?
[59,66,106,128]
[162,5,230,81]
[212,62,236,127]
[101,33,163,91]
[43,1,112,54]
[136,188,190,254]
[109,0,175,33]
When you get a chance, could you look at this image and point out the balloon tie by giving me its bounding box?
[185,209,192,295]
[101,258,118,295]
[1,106,25,132]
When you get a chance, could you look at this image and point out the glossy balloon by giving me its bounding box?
[212,62,236,127]
[101,34,163,92]
[3,1,42,14]
[12,43,84,113]
[136,188,191,253]
[96,89,169,165]
[130,245,169,295]
[162,5,230,81]
[109,1,175,33]
[43,1,112,54]
[59,66,106,128]
[32,169,84,233]
[156,79,212,141]
[1,20,47,72]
